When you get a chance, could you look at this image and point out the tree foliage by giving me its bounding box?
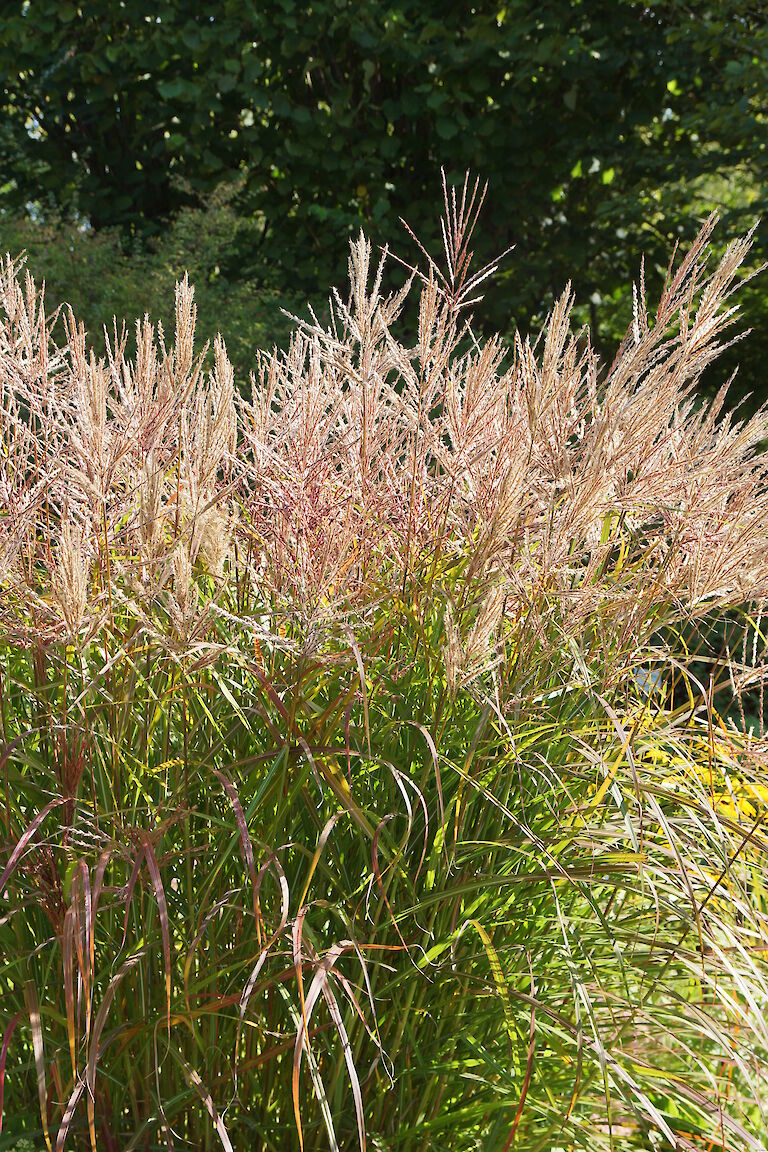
[0,0,766,391]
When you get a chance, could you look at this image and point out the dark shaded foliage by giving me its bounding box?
[0,1,766,399]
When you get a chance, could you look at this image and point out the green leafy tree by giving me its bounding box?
[1,1,765,395]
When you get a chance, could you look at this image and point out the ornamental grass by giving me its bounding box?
[2,181,768,1150]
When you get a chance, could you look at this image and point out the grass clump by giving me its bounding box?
[2,181,768,1150]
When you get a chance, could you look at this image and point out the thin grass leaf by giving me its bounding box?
[0,1010,22,1135]
[24,981,52,1152]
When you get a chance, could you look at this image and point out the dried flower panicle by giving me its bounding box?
[0,187,765,679]
[54,519,91,639]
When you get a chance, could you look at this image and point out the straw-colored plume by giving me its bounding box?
[54,520,91,638]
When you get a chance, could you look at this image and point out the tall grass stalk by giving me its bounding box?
[2,184,768,1150]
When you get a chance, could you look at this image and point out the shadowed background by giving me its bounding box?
[0,0,766,402]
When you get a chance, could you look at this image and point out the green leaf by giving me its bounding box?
[435,117,459,140]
